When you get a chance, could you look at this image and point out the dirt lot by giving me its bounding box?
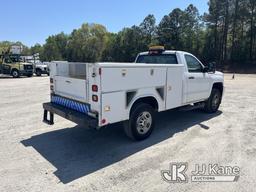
[0,74,256,192]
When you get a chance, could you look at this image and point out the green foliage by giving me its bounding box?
[109,26,146,62]
[2,1,255,71]
[67,23,108,62]
[42,32,68,61]
[204,0,256,68]
[30,44,43,56]
[157,5,205,58]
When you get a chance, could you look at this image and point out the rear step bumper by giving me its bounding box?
[43,102,98,128]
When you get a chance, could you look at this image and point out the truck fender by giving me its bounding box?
[11,68,19,73]
[128,95,160,116]
[208,82,224,101]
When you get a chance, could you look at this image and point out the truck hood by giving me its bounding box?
[215,71,224,76]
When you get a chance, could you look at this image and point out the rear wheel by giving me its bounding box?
[124,103,155,141]
[12,70,20,78]
[203,88,222,113]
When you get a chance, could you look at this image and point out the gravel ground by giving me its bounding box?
[0,74,255,192]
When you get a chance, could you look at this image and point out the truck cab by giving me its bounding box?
[0,54,33,78]
[34,62,50,76]
[135,46,224,105]
[22,55,50,76]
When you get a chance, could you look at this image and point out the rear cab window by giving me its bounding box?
[136,53,178,64]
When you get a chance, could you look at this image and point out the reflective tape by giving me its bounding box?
[51,95,90,114]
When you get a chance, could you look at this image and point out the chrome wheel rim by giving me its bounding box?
[136,112,152,134]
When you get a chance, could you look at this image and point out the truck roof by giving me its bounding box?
[96,62,184,68]
[138,50,188,56]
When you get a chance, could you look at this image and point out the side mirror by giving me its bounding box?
[205,62,216,73]
[209,62,216,73]
[203,66,209,73]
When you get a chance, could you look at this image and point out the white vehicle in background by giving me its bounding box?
[22,54,49,76]
[34,62,49,76]
[43,46,224,141]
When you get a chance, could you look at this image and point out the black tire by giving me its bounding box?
[124,103,155,141]
[36,69,42,76]
[12,69,20,78]
[203,88,222,113]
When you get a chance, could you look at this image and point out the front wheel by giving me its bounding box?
[36,69,42,76]
[203,88,222,113]
[12,70,20,78]
[124,103,155,141]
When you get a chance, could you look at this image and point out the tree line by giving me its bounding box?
[1,0,255,72]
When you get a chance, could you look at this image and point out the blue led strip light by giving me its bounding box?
[51,95,90,114]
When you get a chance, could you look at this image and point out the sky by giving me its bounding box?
[0,0,208,47]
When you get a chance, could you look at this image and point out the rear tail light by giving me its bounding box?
[92,85,98,92]
[50,78,54,93]
[92,95,98,102]
[101,119,106,125]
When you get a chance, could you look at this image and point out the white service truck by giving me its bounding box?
[43,47,224,140]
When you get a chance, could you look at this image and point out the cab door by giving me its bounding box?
[184,54,210,103]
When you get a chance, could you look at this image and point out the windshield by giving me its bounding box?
[4,55,23,63]
[136,54,178,64]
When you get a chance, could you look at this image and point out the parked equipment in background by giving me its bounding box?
[22,53,49,76]
[0,53,33,78]
[34,62,49,76]
[43,46,224,141]
[10,45,23,55]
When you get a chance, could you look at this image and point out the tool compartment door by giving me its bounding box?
[101,91,127,124]
[53,62,88,103]
[166,66,184,109]
[54,76,87,102]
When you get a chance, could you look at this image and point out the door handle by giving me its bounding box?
[189,76,195,80]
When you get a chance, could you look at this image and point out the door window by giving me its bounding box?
[185,55,203,73]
